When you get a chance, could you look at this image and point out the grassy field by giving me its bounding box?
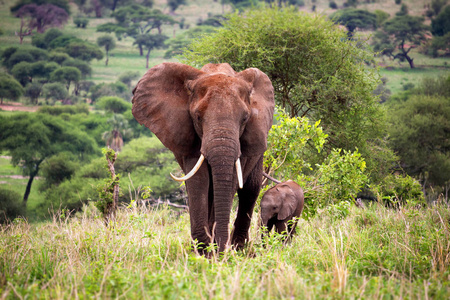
[1,203,449,298]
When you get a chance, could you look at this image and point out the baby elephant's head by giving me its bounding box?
[260,181,299,225]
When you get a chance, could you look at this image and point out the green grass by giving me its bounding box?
[1,203,449,298]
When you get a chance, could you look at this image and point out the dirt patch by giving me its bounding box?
[0,102,39,112]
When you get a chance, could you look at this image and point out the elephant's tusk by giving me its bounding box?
[170,154,205,182]
[236,158,243,189]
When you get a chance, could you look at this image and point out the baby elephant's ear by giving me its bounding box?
[278,188,297,220]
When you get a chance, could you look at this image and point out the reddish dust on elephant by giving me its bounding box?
[132,62,274,254]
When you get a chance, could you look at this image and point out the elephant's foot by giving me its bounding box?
[230,231,249,250]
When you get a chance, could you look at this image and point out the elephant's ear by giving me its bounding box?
[237,68,275,157]
[132,63,204,155]
[278,186,297,220]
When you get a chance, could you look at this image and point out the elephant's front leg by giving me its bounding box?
[231,157,263,249]
[183,156,211,254]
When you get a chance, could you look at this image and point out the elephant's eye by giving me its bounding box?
[242,113,249,123]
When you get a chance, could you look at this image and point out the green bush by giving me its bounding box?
[39,152,77,190]
[0,188,26,223]
[373,174,425,206]
[38,104,90,115]
[96,96,131,114]
[74,17,89,28]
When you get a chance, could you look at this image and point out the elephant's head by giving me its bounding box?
[260,184,298,226]
[132,62,274,251]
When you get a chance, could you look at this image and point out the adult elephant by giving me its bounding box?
[132,62,274,254]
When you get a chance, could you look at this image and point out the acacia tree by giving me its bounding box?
[134,34,168,68]
[0,113,97,205]
[97,5,175,56]
[15,4,69,33]
[373,15,429,68]
[330,8,377,38]
[97,35,116,66]
[184,7,392,179]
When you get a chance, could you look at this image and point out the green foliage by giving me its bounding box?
[167,0,186,13]
[89,81,130,103]
[10,0,71,15]
[63,41,104,62]
[184,7,388,181]
[395,3,409,16]
[118,71,140,88]
[313,149,368,201]
[329,8,377,35]
[50,66,81,90]
[264,109,328,179]
[0,188,25,223]
[1,46,48,71]
[39,152,77,190]
[31,28,63,48]
[0,113,98,202]
[24,82,42,104]
[0,73,24,102]
[374,9,389,27]
[373,15,429,68]
[38,104,90,115]
[96,96,131,114]
[74,16,89,28]
[62,58,92,78]
[115,136,180,200]
[387,92,450,189]
[431,5,450,36]
[264,110,368,219]
[165,26,217,59]
[373,174,425,206]
[41,82,68,102]
[95,148,121,217]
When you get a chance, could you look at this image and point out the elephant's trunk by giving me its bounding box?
[204,132,240,253]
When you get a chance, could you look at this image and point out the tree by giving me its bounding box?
[330,8,377,38]
[96,96,131,114]
[431,5,450,37]
[63,41,103,62]
[97,35,116,66]
[0,113,97,204]
[0,74,24,104]
[134,34,168,68]
[167,0,186,14]
[98,5,175,55]
[388,85,450,192]
[50,66,81,91]
[42,82,68,103]
[164,26,217,59]
[373,15,429,68]
[184,7,389,178]
[25,82,42,104]
[10,0,71,15]
[15,4,69,33]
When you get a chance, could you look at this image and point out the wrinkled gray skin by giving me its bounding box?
[132,62,274,254]
[260,180,304,238]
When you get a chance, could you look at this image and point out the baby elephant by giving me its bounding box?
[260,180,304,239]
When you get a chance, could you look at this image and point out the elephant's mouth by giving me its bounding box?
[170,154,244,189]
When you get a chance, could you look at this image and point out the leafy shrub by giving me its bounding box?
[39,152,77,190]
[74,17,89,28]
[96,96,131,114]
[38,104,89,115]
[329,1,338,9]
[41,82,69,103]
[305,149,368,219]
[373,174,425,206]
[89,81,130,103]
[0,188,25,223]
